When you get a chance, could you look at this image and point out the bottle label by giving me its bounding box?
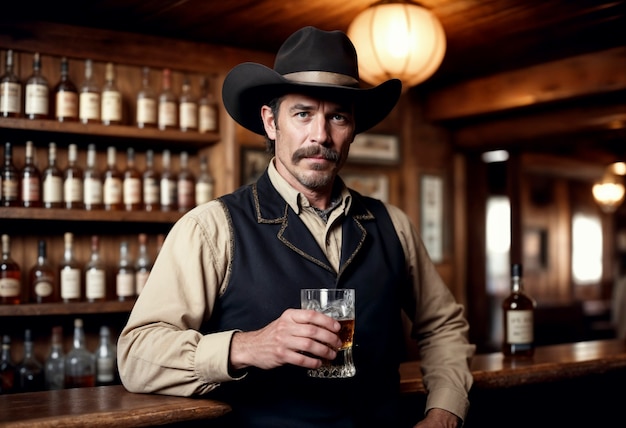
[43,176,63,203]
[137,98,156,124]
[86,269,106,300]
[34,278,54,297]
[180,102,198,129]
[196,182,214,205]
[0,82,21,113]
[56,91,78,119]
[103,177,122,204]
[506,310,534,344]
[97,357,115,382]
[123,178,142,205]
[1,178,18,200]
[160,179,176,206]
[116,272,135,297]
[84,177,103,205]
[25,83,49,115]
[79,92,101,121]
[22,177,41,203]
[0,278,20,297]
[101,90,122,121]
[158,101,177,128]
[143,178,159,205]
[136,270,150,295]
[177,180,194,208]
[64,177,83,203]
[199,104,217,132]
[60,267,81,299]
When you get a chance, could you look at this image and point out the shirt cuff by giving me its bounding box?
[425,386,470,422]
[195,330,246,383]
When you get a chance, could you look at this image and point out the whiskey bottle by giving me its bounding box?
[136,67,157,129]
[54,57,78,122]
[135,233,151,295]
[160,149,177,211]
[29,239,57,304]
[44,326,65,390]
[158,68,177,130]
[116,241,135,301]
[95,326,117,386]
[59,232,81,303]
[17,329,44,393]
[21,141,42,208]
[123,147,142,211]
[195,154,214,205]
[1,142,20,207]
[502,263,536,357]
[24,52,49,120]
[0,335,16,394]
[0,50,21,118]
[177,151,195,212]
[85,235,106,303]
[101,62,122,126]
[142,149,160,211]
[42,142,63,209]
[0,234,21,305]
[179,75,197,132]
[64,318,95,389]
[103,146,123,211]
[83,144,103,210]
[198,75,218,133]
[79,59,101,124]
[63,144,84,209]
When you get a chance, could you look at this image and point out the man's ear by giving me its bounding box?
[261,105,277,140]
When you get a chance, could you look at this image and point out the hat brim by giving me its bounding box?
[222,63,402,136]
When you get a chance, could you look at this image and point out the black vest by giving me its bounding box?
[207,171,410,428]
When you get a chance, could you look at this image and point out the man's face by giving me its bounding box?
[262,93,355,194]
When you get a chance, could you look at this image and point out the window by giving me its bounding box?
[572,212,602,285]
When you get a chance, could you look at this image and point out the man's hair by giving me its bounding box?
[263,96,282,155]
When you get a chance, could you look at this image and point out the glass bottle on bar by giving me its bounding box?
[44,326,65,390]
[24,52,49,120]
[29,239,57,304]
[63,144,84,210]
[95,326,117,386]
[1,141,20,207]
[123,147,142,211]
[195,154,214,206]
[143,149,160,211]
[136,67,157,129]
[179,75,197,132]
[160,149,177,211]
[54,57,78,122]
[83,144,103,210]
[0,334,16,394]
[101,62,122,126]
[0,49,22,118]
[85,235,106,303]
[79,58,101,124]
[21,141,42,208]
[59,232,81,303]
[198,75,218,133]
[17,329,44,393]
[177,151,195,212]
[64,318,95,389]
[116,241,135,301]
[135,233,151,296]
[0,234,21,305]
[103,146,123,211]
[502,263,536,357]
[158,68,177,130]
[42,142,63,209]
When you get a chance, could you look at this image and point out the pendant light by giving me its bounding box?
[593,162,626,213]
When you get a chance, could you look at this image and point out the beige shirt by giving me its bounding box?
[118,160,475,420]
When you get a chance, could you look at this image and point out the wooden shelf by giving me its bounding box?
[0,300,135,317]
[0,207,183,224]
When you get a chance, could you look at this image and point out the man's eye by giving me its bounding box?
[296,111,309,118]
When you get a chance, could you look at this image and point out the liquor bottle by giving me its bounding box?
[29,240,57,304]
[177,151,195,212]
[95,326,117,386]
[160,149,177,211]
[136,67,157,129]
[101,62,122,126]
[135,233,151,296]
[198,75,218,133]
[123,147,142,211]
[0,50,21,118]
[103,146,122,211]
[502,263,536,357]
[195,154,214,206]
[44,326,65,390]
[63,144,84,209]
[142,149,160,211]
[85,235,106,303]
[17,329,44,393]
[21,141,42,208]
[0,335,16,394]
[0,234,21,305]
[24,52,49,120]
[79,59,101,124]
[179,75,197,132]
[42,142,63,209]
[158,68,177,130]
[1,142,19,207]
[156,233,165,256]
[59,232,81,303]
[64,318,95,389]
[83,144,103,210]
[54,57,78,122]
[116,241,135,301]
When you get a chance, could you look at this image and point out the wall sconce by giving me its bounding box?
[347,0,446,90]
[592,162,626,213]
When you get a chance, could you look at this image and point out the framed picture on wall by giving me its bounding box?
[342,172,390,203]
[240,147,271,185]
[347,133,400,165]
[420,173,444,263]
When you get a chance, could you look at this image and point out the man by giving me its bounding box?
[118,26,475,427]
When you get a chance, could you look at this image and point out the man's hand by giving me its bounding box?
[414,408,461,428]
[229,308,342,371]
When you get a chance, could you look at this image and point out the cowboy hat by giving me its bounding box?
[222,26,402,136]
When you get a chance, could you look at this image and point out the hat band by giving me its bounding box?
[283,71,359,87]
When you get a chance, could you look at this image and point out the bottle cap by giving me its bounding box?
[512,263,523,278]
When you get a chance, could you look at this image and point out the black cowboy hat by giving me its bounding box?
[222,26,402,136]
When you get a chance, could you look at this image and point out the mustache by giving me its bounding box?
[292,146,340,163]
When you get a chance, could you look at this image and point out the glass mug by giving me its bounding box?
[300,288,356,378]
